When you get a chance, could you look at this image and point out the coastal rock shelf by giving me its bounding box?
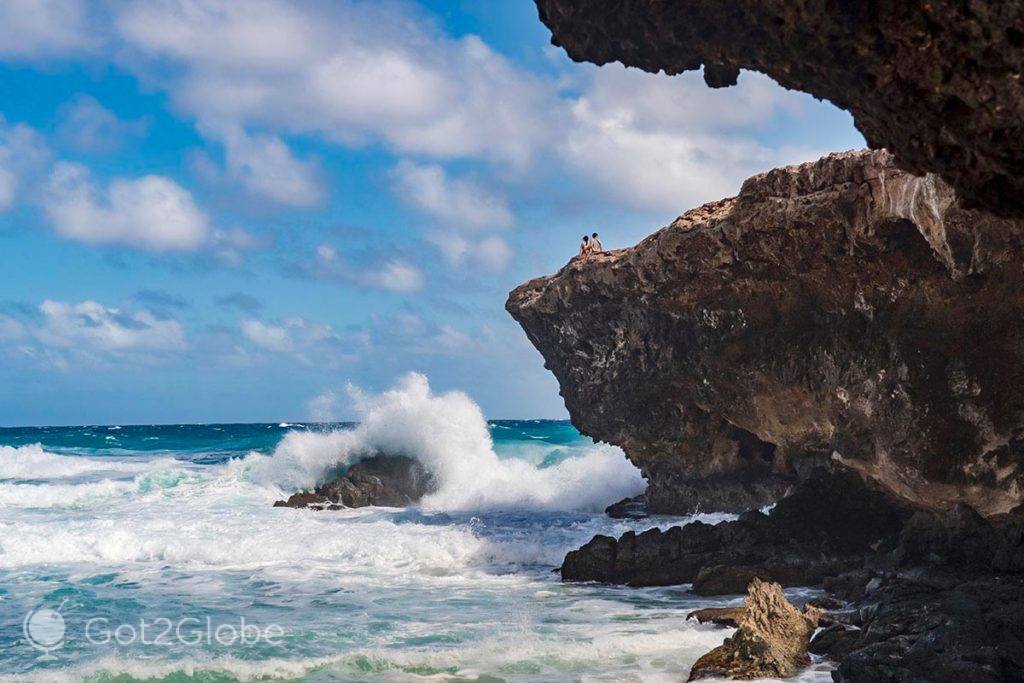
[507,150,1024,516]
[534,0,1024,217]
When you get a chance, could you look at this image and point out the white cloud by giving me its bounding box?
[57,94,148,154]
[207,124,323,207]
[361,259,425,293]
[0,120,50,211]
[240,319,292,352]
[114,0,557,168]
[43,162,210,250]
[391,160,512,229]
[427,231,512,271]
[561,67,826,212]
[238,316,359,366]
[0,0,95,60]
[311,243,425,293]
[36,300,187,352]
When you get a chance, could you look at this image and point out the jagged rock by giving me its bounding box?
[561,469,910,590]
[604,495,647,519]
[808,624,862,662]
[534,1,1024,217]
[508,150,1024,516]
[688,578,820,681]
[834,576,1024,681]
[691,565,762,597]
[273,454,436,509]
[687,606,745,628]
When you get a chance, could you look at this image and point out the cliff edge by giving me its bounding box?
[507,150,1024,515]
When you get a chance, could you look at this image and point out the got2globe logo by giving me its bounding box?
[22,601,67,661]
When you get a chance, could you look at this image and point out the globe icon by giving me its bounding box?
[23,607,65,659]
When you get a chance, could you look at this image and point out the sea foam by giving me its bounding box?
[245,372,645,512]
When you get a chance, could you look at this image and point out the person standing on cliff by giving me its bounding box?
[591,232,604,252]
[579,235,591,257]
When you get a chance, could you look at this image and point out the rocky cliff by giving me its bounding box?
[507,150,1024,515]
[534,0,1024,218]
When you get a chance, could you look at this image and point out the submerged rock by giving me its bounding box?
[688,578,820,681]
[508,150,1024,516]
[273,454,436,509]
[534,1,1024,218]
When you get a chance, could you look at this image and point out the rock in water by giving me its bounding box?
[508,150,1024,516]
[273,454,436,509]
[534,1,1024,217]
[688,578,820,681]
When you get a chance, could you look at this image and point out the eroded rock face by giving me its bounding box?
[507,150,1024,515]
[688,578,820,681]
[534,1,1024,217]
[273,454,436,509]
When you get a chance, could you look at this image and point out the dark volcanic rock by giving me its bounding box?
[507,150,1024,516]
[688,578,821,681]
[604,495,647,519]
[833,575,1024,682]
[274,454,436,509]
[534,1,1024,217]
[561,469,911,590]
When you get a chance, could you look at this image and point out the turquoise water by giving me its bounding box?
[0,380,829,681]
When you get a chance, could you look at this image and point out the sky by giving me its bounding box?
[0,0,865,426]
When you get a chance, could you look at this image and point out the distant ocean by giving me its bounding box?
[0,377,829,681]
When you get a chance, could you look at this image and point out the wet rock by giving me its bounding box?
[561,469,910,591]
[687,606,745,628]
[808,624,861,662]
[273,491,331,509]
[534,1,1024,217]
[688,578,821,681]
[508,150,1024,516]
[604,495,647,519]
[833,576,1024,681]
[273,454,436,509]
[691,565,762,597]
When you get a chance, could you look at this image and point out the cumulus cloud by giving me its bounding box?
[561,67,826,212]
[0,120,51,211]
[204,124,323,207]
[43,161,210,250]
[238,316,360,365]
[310,243,425,293]
[114,0,557,169]
[57,94,149,154]
[391,160,512,229]
[427,231,512,271]
[0,0,96,60]
[0,299,188,369]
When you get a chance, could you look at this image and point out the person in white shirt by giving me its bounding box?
[591,232,604,252]
[579,235,591,257]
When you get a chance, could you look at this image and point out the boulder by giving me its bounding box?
[273,454,436,509]
[688,578,820,680]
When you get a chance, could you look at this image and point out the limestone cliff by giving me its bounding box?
[507,150,1024,515]
[534,0,1024,218]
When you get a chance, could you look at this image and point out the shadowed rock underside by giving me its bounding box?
[535,0,1024,218]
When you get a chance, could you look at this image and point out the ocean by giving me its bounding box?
[0,376,831,681]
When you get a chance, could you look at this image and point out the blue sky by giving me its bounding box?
[0,0,864,425]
